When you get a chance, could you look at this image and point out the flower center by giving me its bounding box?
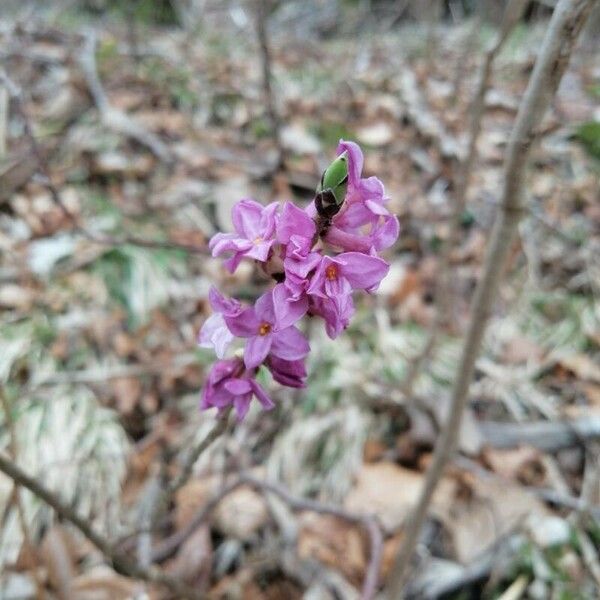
[325,264,338,281]
[258,322,271,336]
[253,236,263,245]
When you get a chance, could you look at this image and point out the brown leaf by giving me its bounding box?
[40,526,76,600]
[482,446,545,485]
[213,486,269,541]
[557,354,600,385]
[166,525,212,589]
[111,377,142,415]
[70,566,147,600]
[297,513,366,585]
[437,475,548,563]
[344,462,455,531]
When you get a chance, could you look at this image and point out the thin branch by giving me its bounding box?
[0,390,45,597]
[0,453,206,599]
[253,0,284,168]
[78,30,174,164]
[151,473,384,600]
[435,0,527,327]
[0,71,208,257]
[387,1,595,596]
[167,409,232,496]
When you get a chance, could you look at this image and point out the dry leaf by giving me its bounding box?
[70,566,146,600]
[297,513,366,585]
[482,446,544,483]
[213,486,269,541]
[438,476,548,563]
[40,526,76,600]
[167,525,212,589]
[344,462,455,531]
[111,377,142,415]
[558,355,600,384]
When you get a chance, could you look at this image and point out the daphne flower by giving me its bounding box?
[209,199,279,273]
[275,201,322,299]
[276,201,316,258]
[307,252,389,298]
[309,140,399,253]
[309,291,355,339]
[225,287,309,369]
[198,287,243,358]
[266,355,307,388]
[201,358,274,420]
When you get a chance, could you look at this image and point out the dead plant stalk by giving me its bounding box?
[387,0,595,596]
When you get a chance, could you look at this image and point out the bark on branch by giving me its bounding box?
[387,1,595,596]
[0,453,206,599]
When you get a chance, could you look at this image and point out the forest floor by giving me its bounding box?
[1,3,600,599]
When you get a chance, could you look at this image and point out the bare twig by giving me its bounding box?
[78,31,173,164]
[0,390,45,598]
[152,473,384,600]
[253,0,284,168]
[397,67,462,161]
[416,0,528,363]
[0,81,7,160]
[0,71,207,256]
[0,452,208,599]
[454,0,529,211]
[387,1,594,596]
[479,417,600,451]
[167,409,232,496]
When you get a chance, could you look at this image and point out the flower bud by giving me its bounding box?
[315,151,348,219]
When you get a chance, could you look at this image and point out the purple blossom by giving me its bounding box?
[225,287,309,369]
[306,252,389,338]
[311,140,399,253]
[201,358,274,421]
[266,355,307,388]
[309,292,355,339]
[276,201,316,258]
[199,140,399,416]
[275,201,323,300]
[198,287,243,358]
[209,199,279,273]
[307,252,389,297]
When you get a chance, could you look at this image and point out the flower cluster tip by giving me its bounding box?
[199,140,399,420]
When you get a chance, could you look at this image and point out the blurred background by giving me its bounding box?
[1,0,599,598]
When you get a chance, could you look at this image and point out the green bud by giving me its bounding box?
[318,151,348,206]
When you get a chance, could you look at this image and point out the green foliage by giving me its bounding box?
[574,121,600,160]
[249,116,272,139]
[313,121,355,148]
[96,37,119,69]
[82,0,177,25]
[140,58,197,109]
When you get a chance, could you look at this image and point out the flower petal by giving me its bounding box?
[277,201,316,245]
[233,394,253,421]
[254,290,276,324]
[208,286,242,316]
[198,313,233,358]
[232,199,265,240]
[244,334,272,368]
[273,284,308,330]
[250,380,275,409]
[209,233,252,258]
[271,326,310,361]
[338,252,389,290]
[225,308,260,337]
[336,139,363,189]
[224,378,253,395]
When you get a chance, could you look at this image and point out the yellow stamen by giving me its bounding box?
[325,264,338,281]
[258,322,271,336]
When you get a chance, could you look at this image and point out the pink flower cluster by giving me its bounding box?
[199,140,399,420]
